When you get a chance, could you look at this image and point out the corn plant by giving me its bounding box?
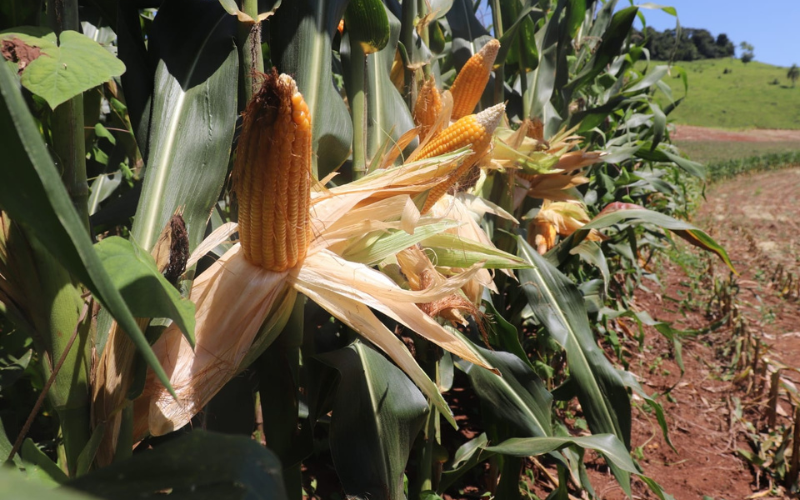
[0,0,734,499]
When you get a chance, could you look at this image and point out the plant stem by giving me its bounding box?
[400,0,417,106]
[490,0,505,105]
[238,0,264,107]
[259,295,304,500]
[48,0,89,233]
[349,41,368,180]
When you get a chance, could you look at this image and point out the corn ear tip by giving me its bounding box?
[476,103,505,133]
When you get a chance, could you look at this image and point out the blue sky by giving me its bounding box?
[628,0,800,68]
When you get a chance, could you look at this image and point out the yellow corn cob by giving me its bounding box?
[449,39,500,120]
[416,103,504,213]
[232,71,312,272]
[414,77,443,140]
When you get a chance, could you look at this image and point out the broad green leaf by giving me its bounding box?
[21,438,69,486]
[482,301,530,367]
[438,434,491,493]
[0,59,176,397]
[422,233,530,269]
[130,0,238,253]
[517,236,632,492]
[623,65,668,94]
[567,6,638,92]
[318,341,429,500]
[636,143,706,179]
[569,240,609,292]
[271,0,353,177]
[343,221,460,265]
[582,205,734,272]
[76,424,106,477]
[67,431,288,500]
[636,2,677,16]
[459,341,552,439]
[94,237,195,345]
[0,468,96,500]
[497,2,539,70]
[487,435,674,500]
[0,29,125,109]
[529,1,565,122]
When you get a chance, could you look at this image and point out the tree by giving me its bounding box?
[691,29,717,59]
[789,64,800,88]
[739,41,755,63]
[715,33,735,57]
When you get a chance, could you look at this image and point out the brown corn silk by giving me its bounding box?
[233,70,312,272]
[449,39,500,120]
[414,103,505,213]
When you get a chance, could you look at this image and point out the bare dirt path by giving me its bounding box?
[589,168,800,499]
[673,125,800,143]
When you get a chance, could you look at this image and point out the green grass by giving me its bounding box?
[674,140,800,164]
[639,59,800,130]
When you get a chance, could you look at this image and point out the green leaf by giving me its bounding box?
[459,342,552,439]
[95,237,195,345]
[343,221,459,265]
[67,431,288,500]
[482,300,530,367]
[636,143,705,179]
[438,434,491,493]
[130,0,238,253]
[569,240,609,292]
[318,341,429,500]
[0,57,176,397]
[517,236,632,493]
[271,0,353,177]
[582,206,734,272]
[496,2,539,70]
[422,233,530,269]
[76,424,106,477]
[21,438,69,485]
[567,6,638,93]
[0,468,96,500]
[0,30,125,109]
[486,435,674,500]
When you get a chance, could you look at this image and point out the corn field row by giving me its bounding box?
[0,0,739,499]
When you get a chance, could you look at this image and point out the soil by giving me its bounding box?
[673,125,800,143]
[586,167,800,499]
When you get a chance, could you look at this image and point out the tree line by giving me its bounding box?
[632,27,736,61]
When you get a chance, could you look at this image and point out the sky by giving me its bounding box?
[628,0,800,68]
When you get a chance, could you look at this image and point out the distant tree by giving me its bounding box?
[789,64,799,88]
[691,29,718,58]
[715,33,735,57]
[739,41,754,63]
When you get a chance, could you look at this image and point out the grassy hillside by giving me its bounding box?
[642,59,800,130]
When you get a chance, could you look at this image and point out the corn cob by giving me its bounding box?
[413,77,443,140]
[232,70,312,272]
[415,103,504,213]
[449,39,500,120]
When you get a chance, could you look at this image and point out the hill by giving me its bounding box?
[641,59,800,130]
